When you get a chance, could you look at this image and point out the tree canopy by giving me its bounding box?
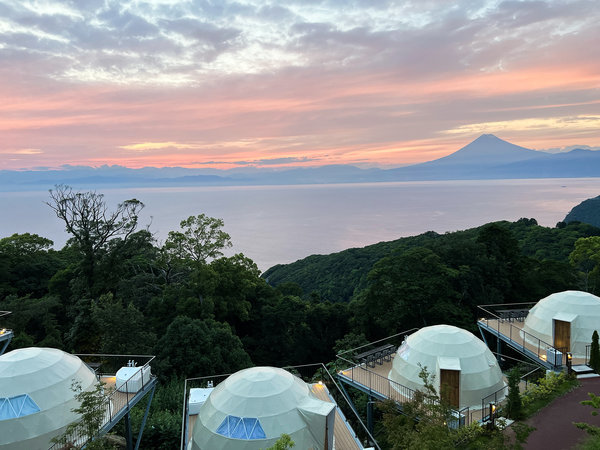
[2,189,599,449]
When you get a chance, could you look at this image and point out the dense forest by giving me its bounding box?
[2,186,600,448]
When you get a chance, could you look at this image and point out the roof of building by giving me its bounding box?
[0,347,98,449]
[522,290,600,357]
[191,366,335,450]
[388,325,505,408]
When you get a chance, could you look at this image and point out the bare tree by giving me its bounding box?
[47,185,145,293]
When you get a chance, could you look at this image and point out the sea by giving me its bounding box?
[1,178,599,272]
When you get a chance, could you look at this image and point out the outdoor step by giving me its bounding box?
[577,373,600,379]
[572,364,595,375]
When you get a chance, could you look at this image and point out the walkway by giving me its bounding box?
[522,377,600,449]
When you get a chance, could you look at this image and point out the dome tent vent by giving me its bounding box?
[0,394,40,420]
[216,415,266,440]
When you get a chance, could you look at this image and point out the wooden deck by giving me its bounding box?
[99,376,140,420]
[310,383,363,450]
[49,374,155,449]
[338,357,516,425]
[478,318,586,367]
[338,357,414,404]
[184,384,363,449]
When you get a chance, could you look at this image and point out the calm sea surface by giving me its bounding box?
[1,179,599,272]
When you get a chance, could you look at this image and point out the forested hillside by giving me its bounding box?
[263,218,600,304]
[2,187,600,447]
[565,195,600,228]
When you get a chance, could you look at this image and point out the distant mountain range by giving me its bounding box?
[2,134,600,190]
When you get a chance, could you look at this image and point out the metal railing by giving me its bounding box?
[336,329,418,362]
[181,363,380,450]
[336,328,474,427]
[477,303,565,368]
[480,385,508,422]
[339,363,470,425]
[475,351,543,423]
[0,311,12,335]
[48,354,156,450]
[0,311,14,355]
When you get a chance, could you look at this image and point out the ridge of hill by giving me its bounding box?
[261,220,600,303]
[565,195,600,227]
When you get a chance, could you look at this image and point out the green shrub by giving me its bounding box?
[521,371,578,417]
[590,331,600,373]
[505,368,523,420]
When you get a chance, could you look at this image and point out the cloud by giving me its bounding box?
[539,144,600,153]
[119,141,199,152]
[0,1,599,170]
[233,156,319,166]
[443,115,600,136]
[0,148,44,155]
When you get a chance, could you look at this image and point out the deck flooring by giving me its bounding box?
[99,376,139,420]
[310,383,363,450]
[53,375,152,448]
[338,356,515,425]
[478,318,586,366]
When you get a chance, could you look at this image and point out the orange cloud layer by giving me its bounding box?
[0,61,599,170]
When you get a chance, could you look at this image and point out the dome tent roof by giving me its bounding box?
[522,290,600,358]
[191,366,335,450]
[388,325,505,409]
[0,347,98,449]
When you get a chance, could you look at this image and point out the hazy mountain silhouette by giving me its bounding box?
[420,134,545,166]
[2,135,600,189]
[386,134,555,180]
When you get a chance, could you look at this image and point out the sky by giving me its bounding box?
[0,0,599,171]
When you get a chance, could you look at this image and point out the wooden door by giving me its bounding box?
[440,369,460,408]
[554,319,571,354]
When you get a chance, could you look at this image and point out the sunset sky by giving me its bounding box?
[1,0,599,170]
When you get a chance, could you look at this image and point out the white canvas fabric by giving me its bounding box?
[191,367,335,450]
[0,347,98,449]
[388,325,506,408]
[521,290,600,358]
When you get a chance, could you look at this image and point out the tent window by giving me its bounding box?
[216,415,266,440]
[0,394,41,421]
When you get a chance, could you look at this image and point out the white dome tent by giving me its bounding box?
[522,290,600,358]
[388,325,505,409]
[0,347,98,449]
[190,366,335,450]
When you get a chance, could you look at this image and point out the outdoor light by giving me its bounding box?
[318,381,323,385]
[489,402,496,427]
[0,329,5,335]
[566,352,573,374]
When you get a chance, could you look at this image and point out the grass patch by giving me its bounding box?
[578,435,600,450]
[512,422,536,445]
[577,435,600,450]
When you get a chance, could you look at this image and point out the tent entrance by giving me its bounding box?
[553,319,571,354]
[440,369,460,408]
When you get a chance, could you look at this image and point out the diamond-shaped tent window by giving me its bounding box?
[0,394,40,421]
[216,415,266,440]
